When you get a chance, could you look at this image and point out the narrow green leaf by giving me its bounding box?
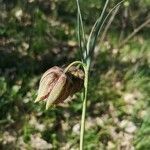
[76,0,87,62]
[86,0,124,62]
[86,0,110,57]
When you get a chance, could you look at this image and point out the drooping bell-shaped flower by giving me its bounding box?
[35,66,84,109]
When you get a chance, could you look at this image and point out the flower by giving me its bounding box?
[35,66,84,109]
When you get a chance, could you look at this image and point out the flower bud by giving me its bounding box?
[35,66,84,109]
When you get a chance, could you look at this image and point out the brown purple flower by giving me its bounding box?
[35,66,84,109]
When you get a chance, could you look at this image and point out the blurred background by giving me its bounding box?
[0,0,150,149]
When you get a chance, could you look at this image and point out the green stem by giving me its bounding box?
[64,61,85,73]
[80,66,88,150]
[64,61,89,150]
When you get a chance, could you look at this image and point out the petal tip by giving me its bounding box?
[34,97,41,103]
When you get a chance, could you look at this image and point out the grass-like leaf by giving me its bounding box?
[76,0,87,62]
[86,0,124,63]
[86,0,110,59]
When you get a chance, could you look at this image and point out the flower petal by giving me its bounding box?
[46,73,67,109]
[40,66,63,83]
[35,73,56,103]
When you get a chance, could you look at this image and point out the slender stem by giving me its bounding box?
[64,60,89,150]
[64,61,85,73]
[80,65,88,150]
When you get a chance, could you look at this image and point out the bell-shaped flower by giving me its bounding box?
[35,66,84,109]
